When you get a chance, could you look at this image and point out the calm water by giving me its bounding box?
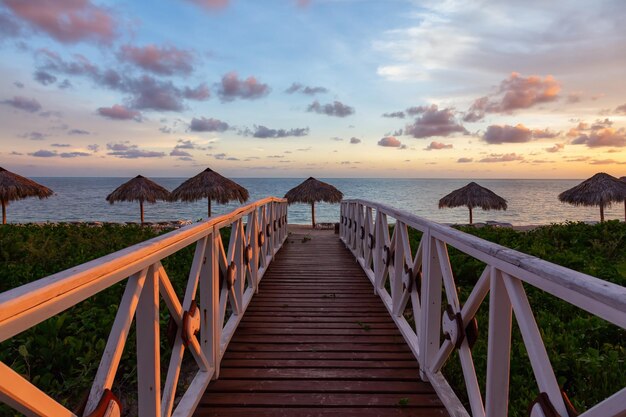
[4,178,625,225]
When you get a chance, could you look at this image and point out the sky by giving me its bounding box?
[0,0,625,178]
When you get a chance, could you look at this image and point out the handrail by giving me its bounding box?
[340,198,626,417]
[0,196,289,417]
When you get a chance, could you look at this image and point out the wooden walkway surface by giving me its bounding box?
[194,229,449,417]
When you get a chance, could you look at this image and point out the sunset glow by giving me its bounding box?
[0,0,624,178]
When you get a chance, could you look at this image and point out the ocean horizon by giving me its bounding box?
[4,177,625,226]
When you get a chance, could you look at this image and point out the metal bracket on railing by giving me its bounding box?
[360,226,365,240]
[84,389,122,417]
[181,300,200,347]
[383,245,394,266]
[403,263,419,294]
[368,233,375,249]
[258,231,265,247]
[528,391,578,417]
[226,261,237,290]
[348,219,352,228]
[244,244,253,264]
[442,304,479,350]
[273,219,277,231]
[340,215,344,225]
[353,222,357,232]
[266,224,271,237]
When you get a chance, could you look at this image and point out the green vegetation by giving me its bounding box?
[404,221,625,416]
[0,223,230,415]
[0,221,624,416]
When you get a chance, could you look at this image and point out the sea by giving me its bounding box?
[5,178,625,226]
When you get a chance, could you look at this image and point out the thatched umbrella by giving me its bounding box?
[169,168,249,218]
[284,177,343,228]
[106,175,170,225]
[0,167,53,224]
[558,172,626,222]
[438,182,507,225]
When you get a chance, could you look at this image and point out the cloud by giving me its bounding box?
[29,149,56,157]
[60,151,90,158]
[189,117,229,132]
[478,153,524,163]
[119,44,194,76]
[184,0,229,10]
[106,142,165,159]
[424,141,453,150]
[350,137,361,144]
[483,124,532,144]
[285,83,328,95]
[4,0,117,44]
[170,148,192,157]
[58,79,72,89]
[34,70,57,85]
[87,144,99,152]
[13,81,24,88]
[571,128,626,148]
[244,125,309,138]
[68,128,90,135]
[545,143,565,153]
[465,73,560,121]
[615,104,626,115]
[405,105,467,138]
[378,136,402,147]
[589,159,626,165]
[183,83,210,100]
[19,131,48,140]
[217,72,270,102]
[0,11,22,38]
[382,111,405,118]
[97,104,141,121]
[51,143,71,147]
[331,137,343,141]
[307,100,354,117]
[213,153,238,161]
[532,128,560,139]
[175,139,195,149]
[457,157,473,163]
[126,75,186,111]
[2,95,42,112]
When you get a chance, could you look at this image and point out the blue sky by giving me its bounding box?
[0,0,625,178]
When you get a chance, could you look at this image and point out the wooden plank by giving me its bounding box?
[195,230,448,417]
[205,379,433,393]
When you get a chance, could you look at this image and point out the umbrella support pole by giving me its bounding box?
[208,199,212,218]
[1,200,5,225]
[140,201,144,226]
[469,207,473,225]
[311,202,316,229]
[600,204,604,222]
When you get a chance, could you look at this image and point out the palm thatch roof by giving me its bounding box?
[284,177,343,205]
[106,175,170,204]
[438,182,507,211]
[0,167,53,202]
[169,168,249,204]
[558,173,626,207]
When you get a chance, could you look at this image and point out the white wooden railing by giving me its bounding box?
[0,197,288,417]
[340,199,626,417]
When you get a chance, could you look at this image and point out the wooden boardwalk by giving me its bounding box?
[195,229,449,417]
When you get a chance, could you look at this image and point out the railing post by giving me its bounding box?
[136,265,161,417]
[486,267,512,417]
[201,228,221,378]
[418,228,442,381]
[392,221,404,316]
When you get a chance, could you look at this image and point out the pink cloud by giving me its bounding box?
[119,44,194,76]
[97,104,140,121]
[405,105,467,138]
[4,0,117,44]
[2,95,42,112]
[424,141,453,150]
[545,143,565,153]
[532,128,560,139]
[217,72,270,102]
[378,136,402,147]
[483,124,532,144]
[571,128,626,148]
[464,73,560,121]
[479,153,524,163]
[189,117,229,132]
